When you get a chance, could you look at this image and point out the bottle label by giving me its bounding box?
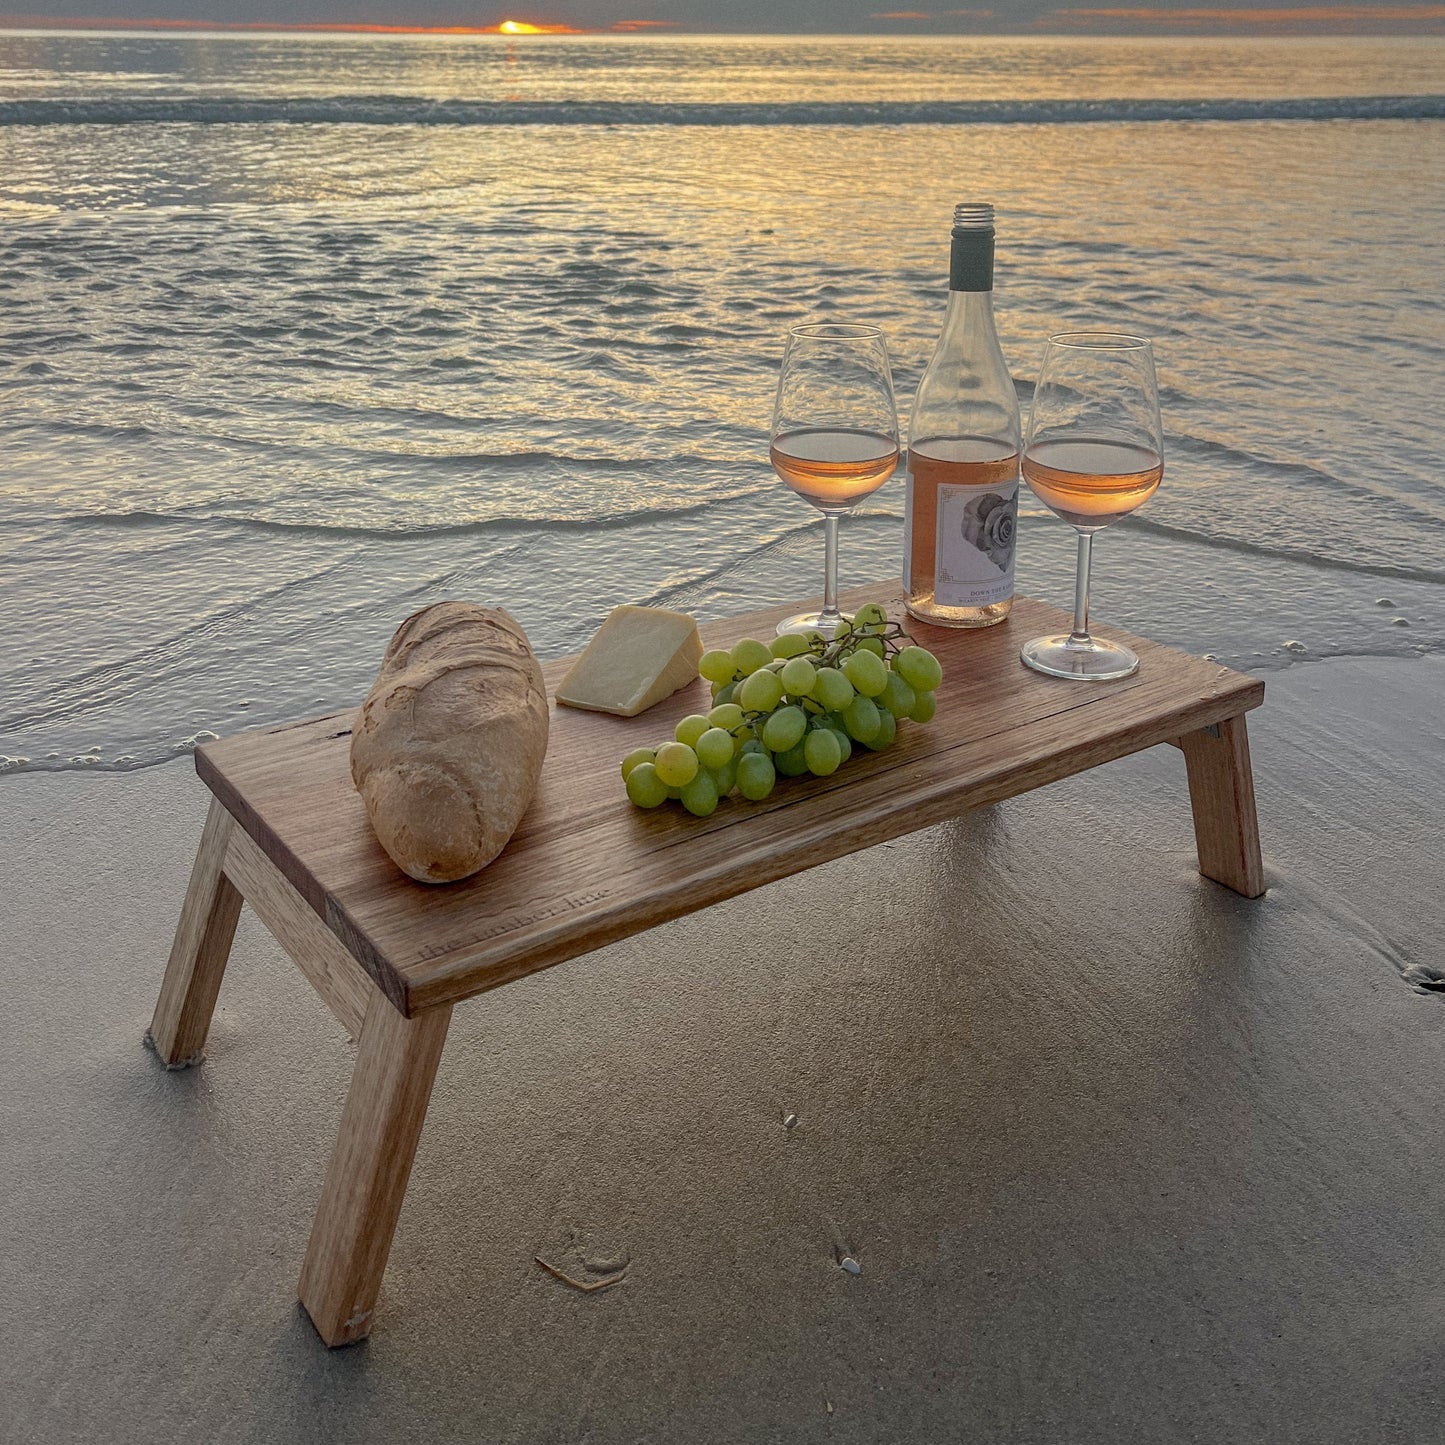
[934,478,1018,608]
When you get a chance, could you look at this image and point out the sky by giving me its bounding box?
[0,0,1440,31]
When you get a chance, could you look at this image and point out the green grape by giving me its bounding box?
[843,694,881,743]
[828,726,853,764]
[707,702,745,732]
[620,747,655,781]
[729,637,773,675]
[699,649,736,685]
[654,741,699,788]
[909,690,937,724]
[695,727,734,772]
[765,657,788,672]
[803,728,842,777]
[780,656,817,697]
[739,737,766,756]
[739,668,785,714]
[863,707,897,752]
[679,769,720,817]
[674,714,710,748]
[882,672,916,718]
[770,633,810,659]
[832,617,854,639]
[853,602,888,629]
[761,705,807,753]
[737,751,777,801]
[894,644,943,692]
[774,739,810,777]
[855,635,886,658]
[664,784,683,800]
[714,681,737,706]
[842,649,888,698]
[624,761,668,809]
[801,629,827,650]
[711,757,738,797]
[813,666,854,712]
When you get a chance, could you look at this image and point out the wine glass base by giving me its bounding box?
[1021,633,1139,681]
[776,610,849,640]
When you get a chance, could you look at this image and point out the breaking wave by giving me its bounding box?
[3,95,1442,127]
[51,492,762,539]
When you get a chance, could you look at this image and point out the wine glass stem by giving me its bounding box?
[1070,529,1094,643]
[820,511,842,630]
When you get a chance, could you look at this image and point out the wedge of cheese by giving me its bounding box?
[556,605,703,718]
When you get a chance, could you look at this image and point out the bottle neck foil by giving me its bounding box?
[949,227,995,293]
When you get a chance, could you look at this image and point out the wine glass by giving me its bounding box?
[1019,332,1164,680]
[770,322,900,638]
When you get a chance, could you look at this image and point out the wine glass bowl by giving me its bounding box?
[1019,332,1163,681]
[1022,437,1162,530]
[770,322,900,637]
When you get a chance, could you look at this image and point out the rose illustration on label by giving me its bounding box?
[961,490,1018,572]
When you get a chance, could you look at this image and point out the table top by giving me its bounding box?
[196,585,1263,1016]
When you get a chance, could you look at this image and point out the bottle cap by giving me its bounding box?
[952,203,995,233]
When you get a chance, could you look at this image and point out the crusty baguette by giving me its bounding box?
[350,602,549,884]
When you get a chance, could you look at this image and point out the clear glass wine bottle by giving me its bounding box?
[904,203,1021,627]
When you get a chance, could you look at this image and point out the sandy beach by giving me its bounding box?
[3,650,1440,1443]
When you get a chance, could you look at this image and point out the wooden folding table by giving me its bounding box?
[147,584,1265,1346]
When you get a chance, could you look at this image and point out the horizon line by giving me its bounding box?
[0,8,1442,36]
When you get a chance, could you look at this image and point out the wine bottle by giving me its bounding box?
[904,203,1021,627]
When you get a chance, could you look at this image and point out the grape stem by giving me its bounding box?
[817,620,915,669]
[720,611,919,731]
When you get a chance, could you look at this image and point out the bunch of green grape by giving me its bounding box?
[620,602,943,817]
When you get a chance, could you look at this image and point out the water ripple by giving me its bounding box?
[3,95,1443,127]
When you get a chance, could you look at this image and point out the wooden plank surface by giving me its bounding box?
[297,993,452,1346]
[147,797,244,1066]
[196,585,1263,1016]
[223,825,379,1037]
[1179,714,1267,898]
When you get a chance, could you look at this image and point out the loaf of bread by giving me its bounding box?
[350,602,549,884]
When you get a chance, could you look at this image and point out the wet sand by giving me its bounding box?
[1,653,1441,1444]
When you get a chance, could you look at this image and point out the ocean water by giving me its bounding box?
[0,32,1442,774]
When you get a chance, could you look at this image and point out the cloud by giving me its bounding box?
[0,1,1434,34]
[0,12,587,29]
[1042,4,1445,26]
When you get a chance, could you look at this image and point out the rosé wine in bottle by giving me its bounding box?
[904,203,1021,627]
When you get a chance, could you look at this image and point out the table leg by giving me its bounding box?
[1179,714,1266,899]
[298,992,452,1347]
[147,798,244,1068]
